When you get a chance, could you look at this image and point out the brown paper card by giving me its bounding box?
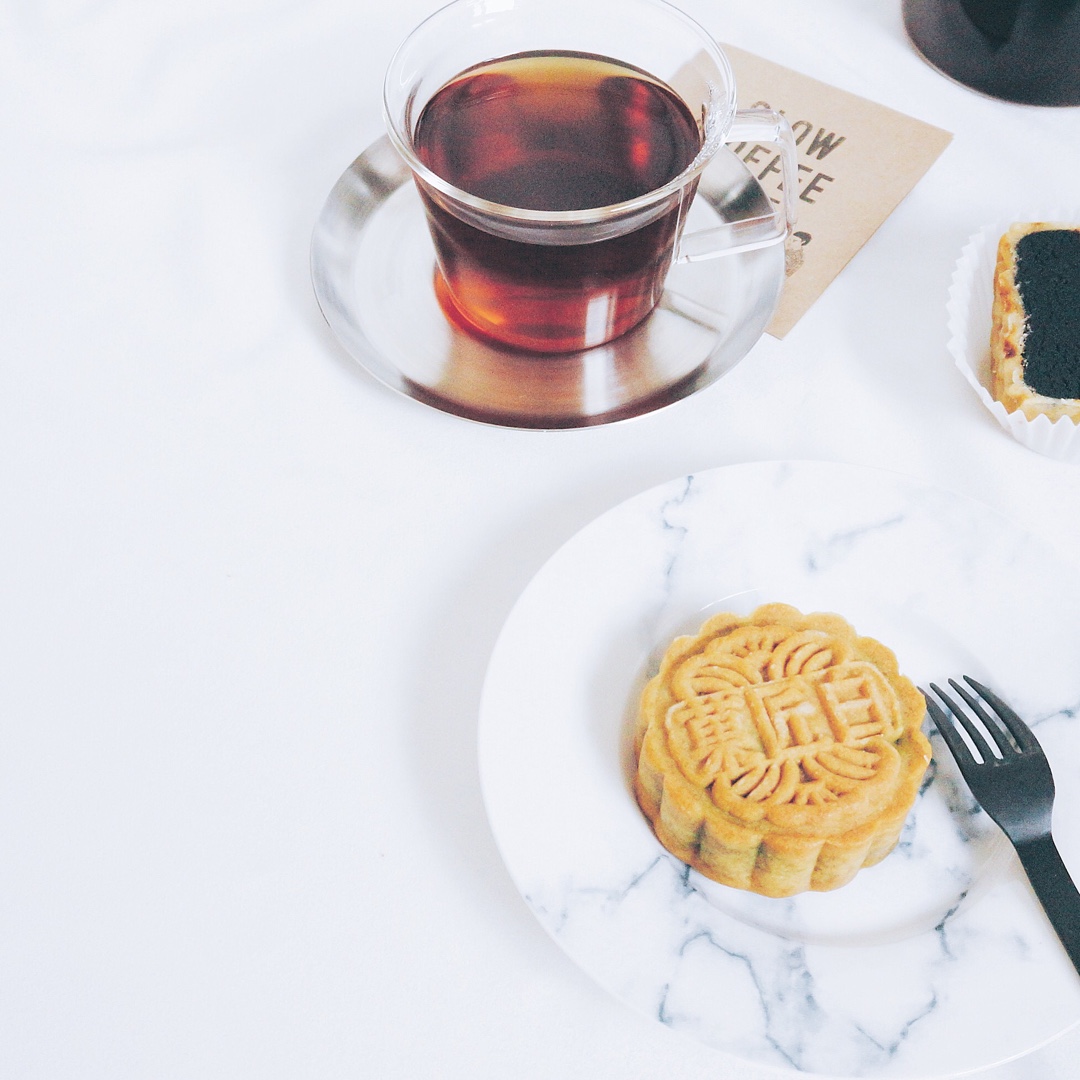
[723,45,953,338]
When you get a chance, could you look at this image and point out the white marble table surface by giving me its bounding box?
[2,1,1079,1078]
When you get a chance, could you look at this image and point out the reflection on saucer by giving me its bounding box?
[411,267,714,426]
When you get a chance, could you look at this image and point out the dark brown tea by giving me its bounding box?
[412,51,702,353]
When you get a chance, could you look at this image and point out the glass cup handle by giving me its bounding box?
[676,106,798,262]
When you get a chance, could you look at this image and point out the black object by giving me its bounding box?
[1013,230,1080,399]
[903,0,1080,105]
[923,677,1080,976]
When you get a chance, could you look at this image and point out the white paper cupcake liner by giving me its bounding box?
[946,210,1080,463]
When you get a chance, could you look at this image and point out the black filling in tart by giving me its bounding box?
[1015,229,1080,400]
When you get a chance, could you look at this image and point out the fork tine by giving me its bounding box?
[928,682,998,763]
[923,688,980,769]
[963,676,1042,754]
[949,678,1017,758]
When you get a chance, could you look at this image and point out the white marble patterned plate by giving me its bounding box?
[478,461,1080,1078]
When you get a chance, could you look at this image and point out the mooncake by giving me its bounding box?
[633,604,931,898]
[990,222,1080,422]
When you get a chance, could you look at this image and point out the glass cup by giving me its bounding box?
[904,0,1080,106]
[383,0,797,354]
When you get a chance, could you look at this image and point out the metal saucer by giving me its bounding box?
[310,135,784,429]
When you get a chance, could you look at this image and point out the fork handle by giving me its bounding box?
[1015,835,1080,976]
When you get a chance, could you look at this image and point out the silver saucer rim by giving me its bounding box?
[310,135,785,430]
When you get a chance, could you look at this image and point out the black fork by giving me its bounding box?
[923,677,1080,976]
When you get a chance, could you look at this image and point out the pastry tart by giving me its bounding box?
[991,222,1080,422]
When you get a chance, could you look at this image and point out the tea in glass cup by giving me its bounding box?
[384,0,796,354]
